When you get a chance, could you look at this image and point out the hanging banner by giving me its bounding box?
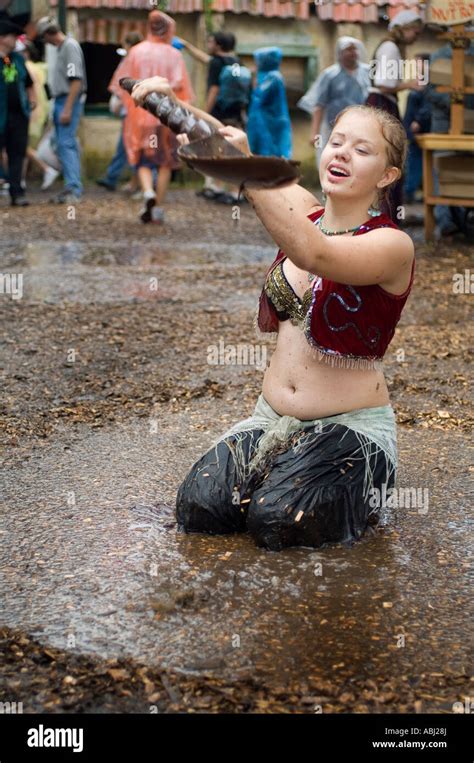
[427,0,474,25]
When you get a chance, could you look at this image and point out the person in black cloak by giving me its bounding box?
[0,8,34,206]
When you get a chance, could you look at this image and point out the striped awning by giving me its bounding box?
[316,0,426,24]
[51,0,310,19]
[50,0,427,36]
[77,17,145,44]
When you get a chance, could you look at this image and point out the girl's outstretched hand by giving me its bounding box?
[131,76,175,105]
[216,125,252,157]
[177,126,250,153]
[176,134,190,147]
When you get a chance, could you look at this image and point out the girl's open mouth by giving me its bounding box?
[327,164,350,179]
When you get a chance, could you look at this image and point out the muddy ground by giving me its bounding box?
[0,185,472,713]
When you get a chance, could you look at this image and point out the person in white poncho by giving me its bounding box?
[297,36,370,168]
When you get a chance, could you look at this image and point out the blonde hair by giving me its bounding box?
[332,104,407,206]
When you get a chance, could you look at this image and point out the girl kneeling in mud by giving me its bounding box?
[132,78,415,552]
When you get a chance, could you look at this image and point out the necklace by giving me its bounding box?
[319,214,363,236]
[306,213,364,282]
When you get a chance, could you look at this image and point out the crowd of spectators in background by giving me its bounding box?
[0,7,472,236]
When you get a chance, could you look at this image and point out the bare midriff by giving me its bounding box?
[261,319,390,419]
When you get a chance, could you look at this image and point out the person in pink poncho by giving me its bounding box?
[110,9,195,224]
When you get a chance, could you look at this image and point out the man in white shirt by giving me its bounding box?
[35,16,87,203]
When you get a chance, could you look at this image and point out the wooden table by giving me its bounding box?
[415,133,474,241]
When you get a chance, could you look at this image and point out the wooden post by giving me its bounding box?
[415,13,474,241]
[436,24,474,135]
[451,28,465,133]
[422,146,436,240]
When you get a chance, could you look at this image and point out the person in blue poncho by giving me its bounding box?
[247,46,292,159]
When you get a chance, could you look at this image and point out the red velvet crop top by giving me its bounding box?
[253,207,415,371]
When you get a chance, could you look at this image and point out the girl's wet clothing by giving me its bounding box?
[176,394,397,552]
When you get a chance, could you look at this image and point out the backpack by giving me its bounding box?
[217,62,252,110]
